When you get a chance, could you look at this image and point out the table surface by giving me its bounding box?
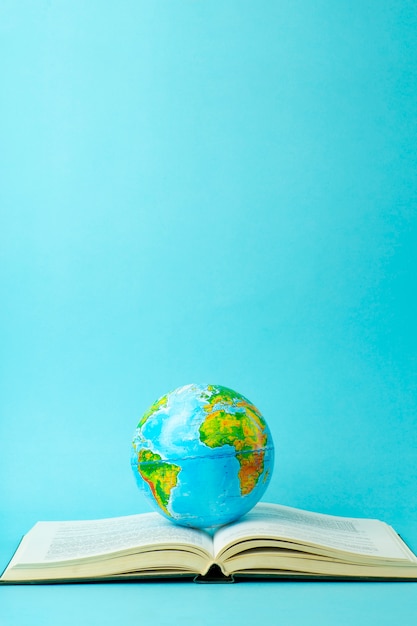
[2,523,417,626]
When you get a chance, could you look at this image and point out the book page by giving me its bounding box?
[9,513,213,566]
[213,503,416,561]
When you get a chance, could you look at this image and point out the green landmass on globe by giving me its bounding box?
[137,449,181,516]
[131,383,274,528]
[198,386,269,496]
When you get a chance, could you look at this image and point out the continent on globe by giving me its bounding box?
[137,449,181,516]
[131,383,274,528]
[198,388,269,496]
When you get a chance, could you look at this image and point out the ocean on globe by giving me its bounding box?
[131,383,274,528]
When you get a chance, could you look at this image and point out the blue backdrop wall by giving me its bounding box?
[1,1,416,538]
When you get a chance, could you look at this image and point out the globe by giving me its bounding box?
[131,383,274,528]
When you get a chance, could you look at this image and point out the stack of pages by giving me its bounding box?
[2,503,417,583]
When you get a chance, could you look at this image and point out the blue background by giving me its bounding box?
[1,1,416,624]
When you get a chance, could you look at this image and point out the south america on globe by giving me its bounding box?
[131,383,274,528]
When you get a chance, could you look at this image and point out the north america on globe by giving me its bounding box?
[131,383,274,528]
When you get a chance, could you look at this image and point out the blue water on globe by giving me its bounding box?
[131,383,274,528]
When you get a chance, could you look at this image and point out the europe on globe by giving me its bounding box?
[131,383,274,528]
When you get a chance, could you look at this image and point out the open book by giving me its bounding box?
[2,503,417,583]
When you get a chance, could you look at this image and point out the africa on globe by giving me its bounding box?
[131,383,274,528]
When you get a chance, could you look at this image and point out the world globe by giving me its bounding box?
[131,383,274,528]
